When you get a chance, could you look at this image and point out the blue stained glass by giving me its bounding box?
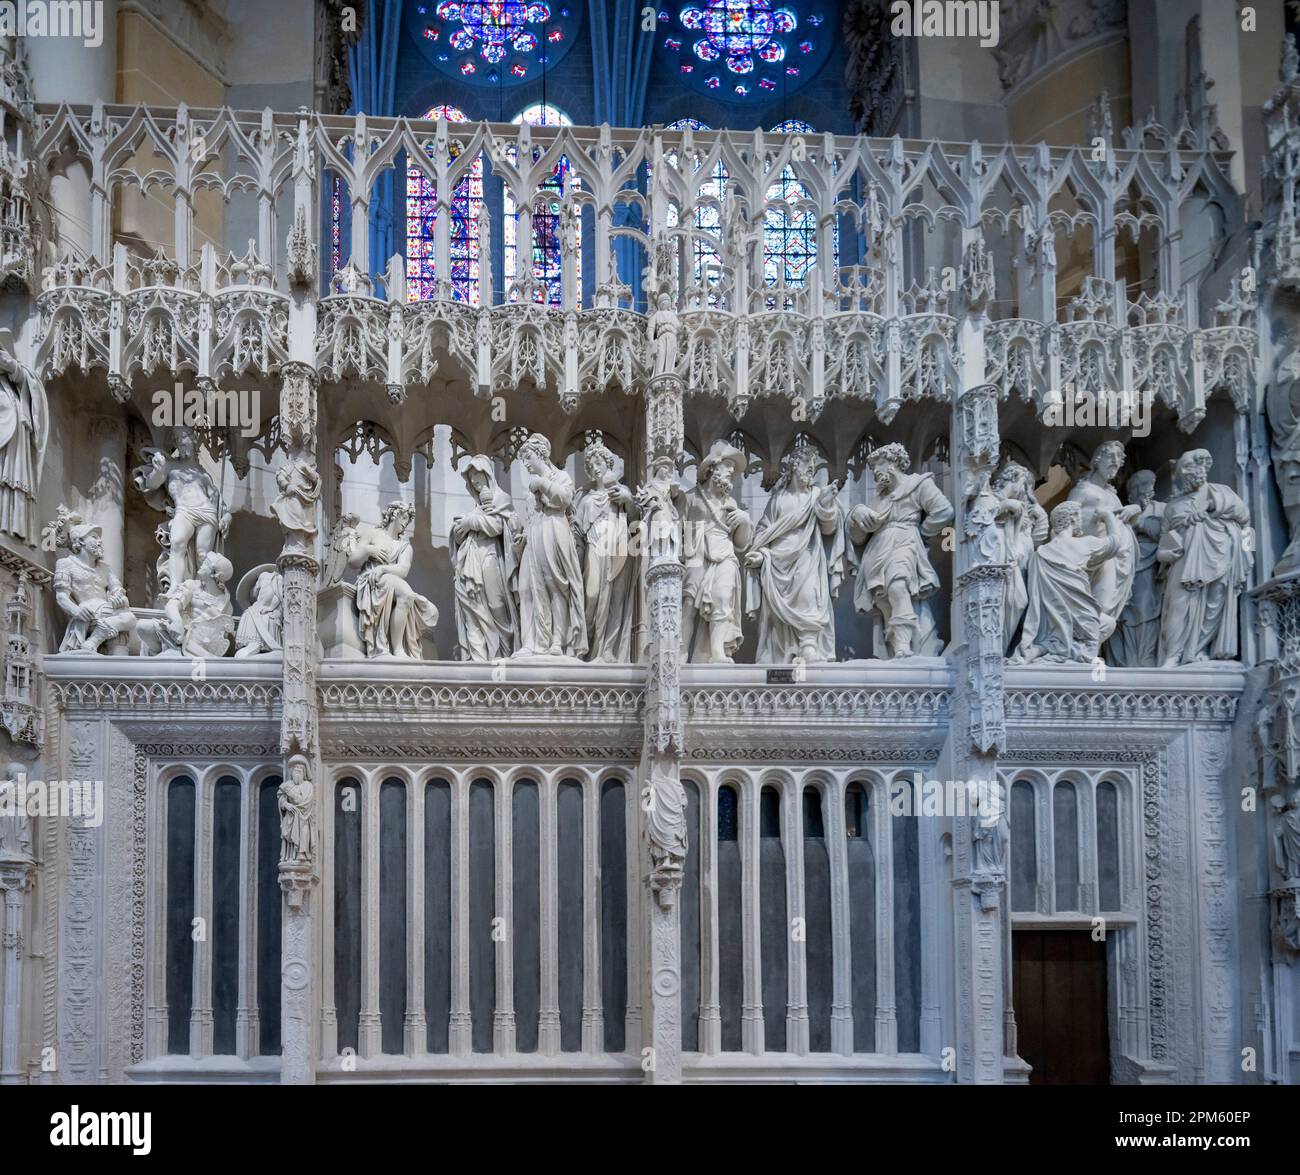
[411,0,578,85]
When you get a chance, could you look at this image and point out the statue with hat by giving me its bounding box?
[234,563,283,657]
[0,328,46,547]
[139,550,235,658]
[47,506,137,654]
[450,454,521,662]
[681,439,754,663]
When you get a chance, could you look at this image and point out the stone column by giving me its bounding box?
[276,354,322,1084]
[0,855,34,1084]
[640,371,687,1086]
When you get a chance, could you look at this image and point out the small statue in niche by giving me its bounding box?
[1156,449,1253,667]
[635,453,686,564]
[0,332,46,547]
[1065,440,1140,646]
[1011,500,1125,665]
[969,779,1008,875]
[574,438,637,663]
[270,458,321,556]
[234,564,283,657]
[847,442,953,658]
[1109,469,1166,667]
[680,440,753,664]
[450,455,521,663]
[348,501,439,659]
[744,444,845,663]
[515,433,586,658]
[140,551,235,658]
[132,426,231,595]
[649,289,679,378]
[991,462,1048,655]
[278,754,316,869]
[49,511,137,654]
[1275,789,1300,884]
[0,762,32,858]
[1267,345,1300,577]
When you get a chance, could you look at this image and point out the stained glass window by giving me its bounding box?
[664,118,726,296]
[503,103,579,307]
[407,1,581,86]
[763,118,834,289]
[406,104,484,304]
[657,1,830,101]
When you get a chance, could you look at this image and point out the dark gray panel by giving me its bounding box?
[846,784,876,1053]
[379,779,408,1054]
[513,780,541,1053]
[681,781,701,1052]
[557,780,582,1052]
[424,779,452,1053]
[165,777,196,1055]
[211,777,241,1055]
[718,786,743,1051]
[893,808,920,1053]
[257,777,282,1056]
[1011,781,1037,913]
[802,788,832,1052]
[468,779,496,1053]
[759,788,787,1052]
[599,779,627,1053]
[1096,781,1121,911]
[333,779,363,1054]
[1054,782,1080,912]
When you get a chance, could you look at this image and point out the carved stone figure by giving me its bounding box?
[1011,500,1124,665]
[0,332,45,546]
[1110,469,1165,667]
[969,780,1008,875]
[1267,346,1300,577]
[516,433,586,658]
[348,501,439,659]
[270,458,321,555]
[1066,440,1139,645]
[847,442,953,658]
[574,438,637,663]
[133,426,231,596]
[451,455,521,662]
[278,754,316,868]
[0,762,32,858]
[681,440,753,663]
[51,514,136,653]
[234,564,283,657]
[649,289,679,378]
[992,462,1048,654]
[1156,449,1253,667]
[635,453,685,563]
[141,551,235,658]
[744,445,845,663]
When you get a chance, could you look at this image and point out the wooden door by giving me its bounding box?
[1012,929,1110,1084]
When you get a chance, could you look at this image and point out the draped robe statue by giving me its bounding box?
[847,442,953,658]
[1066,440,1139,645]
[0,336,45,547]
[1012,501,1123,664]
[992,463,1048,654]
[574,439,637,663]
[681,440,753,664]
[1156,449,1253,667]
[744,449,845,663]
[1110,469,1165,667]
[516,433,587,658]
[348,501,439,658]
[451,455,521,662]
[235,565,283,657]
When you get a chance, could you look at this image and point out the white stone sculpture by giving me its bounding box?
[991,462,1047,654]
[133,426,231,597]
[575,437,637,663]
[649,289,679,378]
[847,442,953,658]
[140,551,235,658]
[347,501,439,659]
[680,440,753,664]
[451,455,521,662]
[635,453,685,564]
[234,563,283,657]
[270,458,321,557]
[1066,440,1139,646]
[1011,499,1124,664]
[49,511,137,654]
[744,444,845,663]
[0,762,32,858]
[1156,449,1253,667]
[515,433,586,658]
[1110,469,1165,667]
[1267,346,1300,577]
[0,330,45,547]
[279,754,316,868]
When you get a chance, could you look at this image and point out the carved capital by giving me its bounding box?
[280,362,319,452]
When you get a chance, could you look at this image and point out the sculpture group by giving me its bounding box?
[45,424,1256,671]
